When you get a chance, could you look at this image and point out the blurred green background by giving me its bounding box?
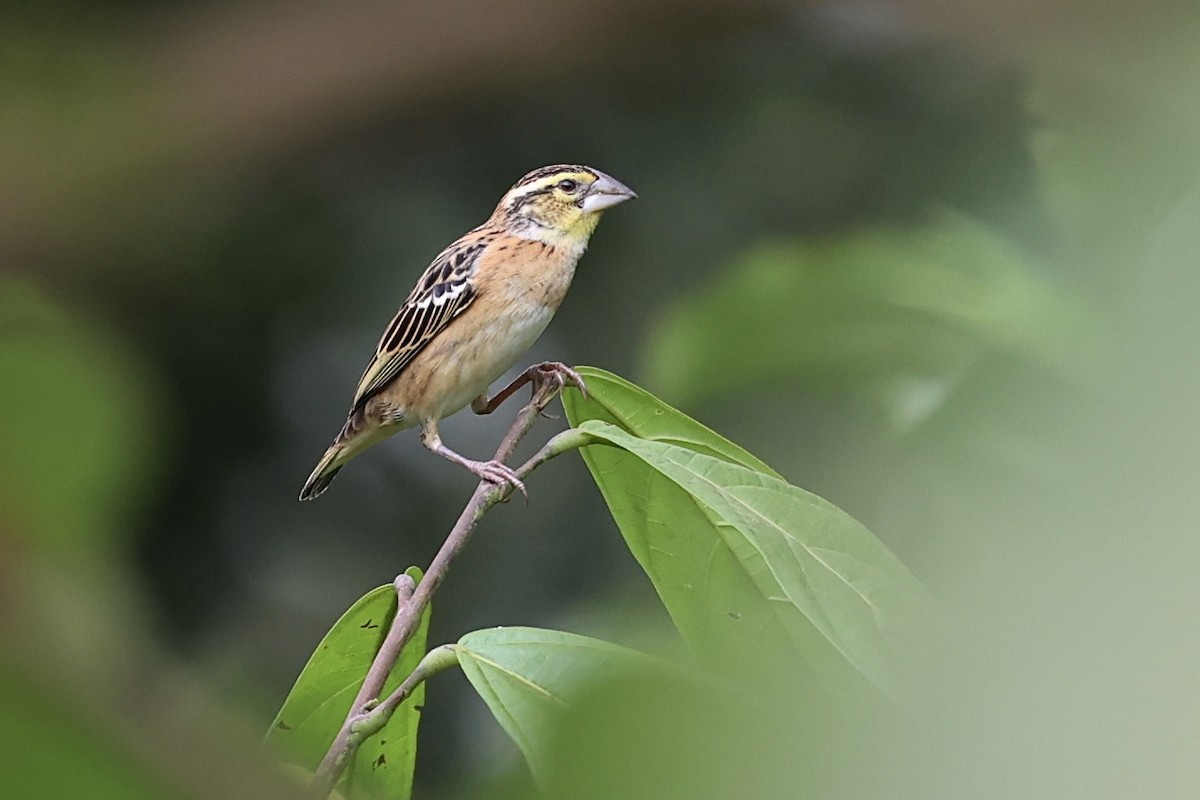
[2,0,1198,797]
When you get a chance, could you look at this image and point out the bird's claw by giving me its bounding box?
[529,361,588,407]
[471,459,528,500]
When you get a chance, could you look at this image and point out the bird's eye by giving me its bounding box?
[556,179,578,193]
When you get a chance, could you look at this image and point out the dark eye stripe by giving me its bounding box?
[513,165,595,190]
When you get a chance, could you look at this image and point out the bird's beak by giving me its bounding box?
[581,171,637,213]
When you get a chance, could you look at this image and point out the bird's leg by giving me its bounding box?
[471,362,588,416]
[420,418,527,498]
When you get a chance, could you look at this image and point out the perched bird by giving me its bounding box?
[300,164,636,501]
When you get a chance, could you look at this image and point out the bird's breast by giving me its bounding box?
[392,239,582,420]
[423,302,557,419]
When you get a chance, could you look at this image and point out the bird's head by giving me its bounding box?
[495,164,636,247]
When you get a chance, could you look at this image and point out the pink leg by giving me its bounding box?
[420,418,527,498]
[471,361,588,416]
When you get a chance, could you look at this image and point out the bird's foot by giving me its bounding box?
[528,362,588,409]
[467,458,528,499]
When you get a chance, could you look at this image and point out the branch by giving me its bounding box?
[309,380,592,796]
[351,575,417,724]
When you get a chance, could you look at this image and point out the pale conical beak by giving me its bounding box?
[580,171,637,213]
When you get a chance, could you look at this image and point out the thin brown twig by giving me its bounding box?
[309,377,593,797]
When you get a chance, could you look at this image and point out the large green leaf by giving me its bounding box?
[563,373,932,695]
[265,568,429,800]
[563,369,803,686]
[455,627,672,787]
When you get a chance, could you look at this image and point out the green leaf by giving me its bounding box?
[588,419,933,695]
[563,369,803,686]
[455,627,673,787]
[562,374,932,695]
[265,568,430,800]
[563,368,780,477]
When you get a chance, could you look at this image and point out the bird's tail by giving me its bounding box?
[299,441,346,501]
[299,411,394,501]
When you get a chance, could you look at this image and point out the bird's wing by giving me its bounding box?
[349,239,487,411]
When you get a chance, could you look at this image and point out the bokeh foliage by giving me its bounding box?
[1,0,1198,797]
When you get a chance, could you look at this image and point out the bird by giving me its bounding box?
[299,164,636,501]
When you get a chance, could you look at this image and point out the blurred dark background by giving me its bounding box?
[2,0,1198,797]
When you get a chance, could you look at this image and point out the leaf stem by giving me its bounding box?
[351,645,460,737]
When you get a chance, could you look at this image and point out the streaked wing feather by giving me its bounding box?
[350,241,485,410]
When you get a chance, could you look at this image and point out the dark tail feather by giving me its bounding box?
[300,410,384,501]
[299,443,345,501]
[299,464,342,501]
